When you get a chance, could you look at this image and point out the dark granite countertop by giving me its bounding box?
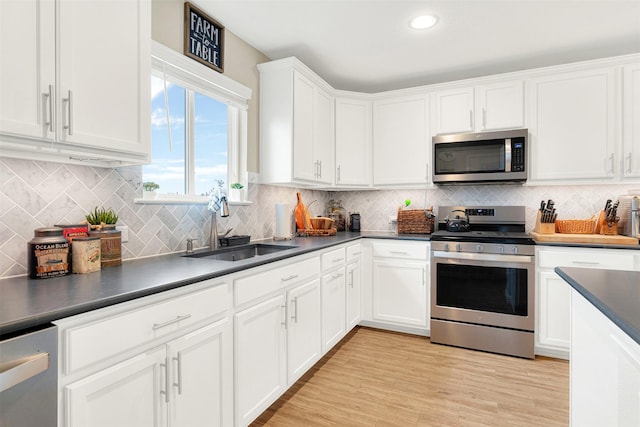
[555,267,640,346]
[0,232,433,337]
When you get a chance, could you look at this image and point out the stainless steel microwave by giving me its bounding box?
[432,129,528,184]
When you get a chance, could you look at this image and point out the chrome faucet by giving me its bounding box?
[210,196,230,250]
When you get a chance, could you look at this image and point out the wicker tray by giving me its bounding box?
[297,228,337,237]
[555,217,597,234]
[397,209,434,234]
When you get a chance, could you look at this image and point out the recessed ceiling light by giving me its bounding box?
[409,15,438,30]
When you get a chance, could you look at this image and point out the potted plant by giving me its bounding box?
[85,206,121,267]
[142,181,160,199]
[229,182,244,201]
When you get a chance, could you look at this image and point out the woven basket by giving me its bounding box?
[555,217,597,234]
[397,209,434,234]
[297,228,337,237]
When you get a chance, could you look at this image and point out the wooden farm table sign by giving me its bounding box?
[184,2,224,73]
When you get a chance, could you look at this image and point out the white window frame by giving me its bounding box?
[139,41,252,204]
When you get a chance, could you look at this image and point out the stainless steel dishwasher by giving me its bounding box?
[0,324,58,427]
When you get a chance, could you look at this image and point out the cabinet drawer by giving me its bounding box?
[322,247,346,271]
[234,256,320,307]
[372,242,428,260]
[62,283,228,374]
[346,244,362,262]
[538,248,637,271]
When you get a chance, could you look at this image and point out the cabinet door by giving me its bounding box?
[373,95,430,185]
[623,63,640,178]
[292,71,316,182]
[536,271,571,353]
[57,0,150,155]
[234,294,286,427]
[65,346,166,427]
[321,269,346,353]
[475,80,524,131]
[0,0,55,140]
[346,260,362,330]
[434,87,474,134]
[287,278,321,384]
[372,259,427,327]
[168,318,232,427]
[314,87,334,185]
[529,68,616,181]
[335,98,371,186]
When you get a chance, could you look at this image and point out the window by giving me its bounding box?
[143,41,251,201]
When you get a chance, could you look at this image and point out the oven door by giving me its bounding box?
[430,250,534,331]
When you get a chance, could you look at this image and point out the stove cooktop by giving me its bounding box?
[430,230,535,245]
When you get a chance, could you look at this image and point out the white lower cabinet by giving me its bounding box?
[286,279,322,384]
[65,319,231,427]
[535,246,640,359]
[57,280,232,427]
[234,294,287,427]
[321,269,346,353]
[370,241,429,332]
[346,257,362,330]
[571,289,640,426]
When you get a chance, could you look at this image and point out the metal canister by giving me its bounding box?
[72,236,101,274]
[28,227,70,279]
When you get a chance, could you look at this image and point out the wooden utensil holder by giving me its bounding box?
[595,210,619,235]
[534,211,555,234]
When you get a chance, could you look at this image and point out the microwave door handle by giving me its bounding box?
[504,139,512,172]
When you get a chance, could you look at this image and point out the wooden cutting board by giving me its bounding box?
[530,231,639,246]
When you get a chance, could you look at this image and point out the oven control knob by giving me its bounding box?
[444,243,450,252]
[512,246,518,254]
[476,244,484,252]
[499,246,505,254]
[455,244,461,252]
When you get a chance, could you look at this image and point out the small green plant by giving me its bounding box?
[143,181,160,192]
[404,199,411,207]
[85,206,118,225]
[230,183,244,189]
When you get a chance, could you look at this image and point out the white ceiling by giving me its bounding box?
[199,0,640,93]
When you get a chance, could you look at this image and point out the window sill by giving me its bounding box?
[134,196,252,206]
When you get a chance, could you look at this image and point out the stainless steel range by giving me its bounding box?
[430,205,535,359]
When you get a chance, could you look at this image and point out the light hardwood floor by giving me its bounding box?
[252,326,569,427]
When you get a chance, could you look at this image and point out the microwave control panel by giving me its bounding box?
[511,138,525,171]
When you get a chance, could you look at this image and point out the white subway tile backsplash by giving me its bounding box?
[0,156,636,278]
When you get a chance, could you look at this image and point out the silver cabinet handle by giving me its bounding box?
[173,353,183,395]
[469,109,473,129]
[389,251,408,255]
[152,314,192,331]
[160,357,170,403]
[62,90,73,135]
[0,352,49,393]
[291,297,298,323]
[571,261,601,266]
[281,274,299,282]
[43,85,54,132]
[281,304,287,329]
[349,269,354,288]
[626,153,633,174]
[608,153,615,174]
[332,258,344,263]
[337,165,341,183]
[331,272,344,280]
[482,108,486,129]
[318,160,322,180]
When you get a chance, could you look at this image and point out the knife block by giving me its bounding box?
[534,211,556,234]
[596,210,619,235]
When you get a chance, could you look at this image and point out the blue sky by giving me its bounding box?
[144,76,228,195]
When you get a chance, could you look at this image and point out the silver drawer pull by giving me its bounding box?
[332,258,344,263]
[571,261,600,266]
[390,251,408,255]
[281,274,299,282]
[152,314,192,331]
[0,353,49,393]
[332,272,344,279]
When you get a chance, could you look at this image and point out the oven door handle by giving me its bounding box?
[0,352,49,393]
[432,251,533,264]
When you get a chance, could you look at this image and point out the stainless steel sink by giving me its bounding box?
[184,243,298,262]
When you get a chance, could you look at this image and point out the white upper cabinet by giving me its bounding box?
[0,0,55,141]
[372,94,430,186]
[335,97,372,187]
[433,80,524,135]
[258,58,334,186]
[623,63,640,179]
[434,87,475,134]
[528,67,616,182]
[0,0,151,166]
